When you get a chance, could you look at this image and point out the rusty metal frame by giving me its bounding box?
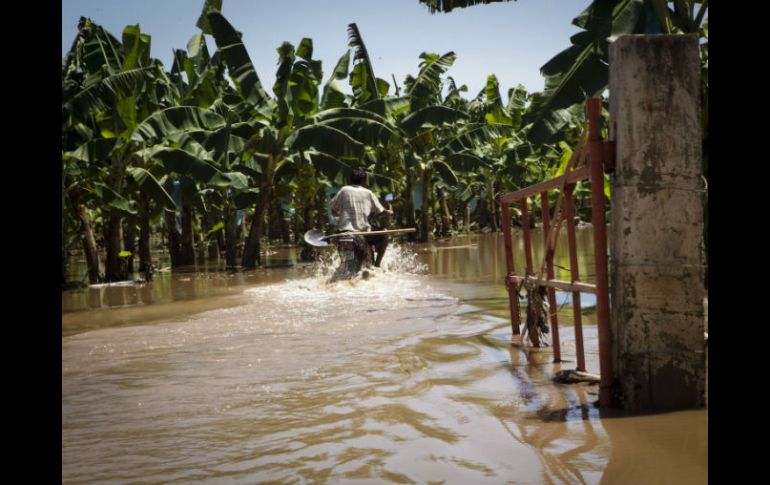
[499,97,614,407]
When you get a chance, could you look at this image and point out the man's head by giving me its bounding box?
[350,170,368,186]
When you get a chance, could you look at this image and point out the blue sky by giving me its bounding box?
[62,0,584,103]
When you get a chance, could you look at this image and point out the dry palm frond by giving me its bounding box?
[521,279,550,347]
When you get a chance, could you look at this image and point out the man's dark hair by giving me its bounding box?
[350,170,368,186]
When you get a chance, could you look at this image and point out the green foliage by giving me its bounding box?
[126,167,176,209]
[408,52,456,110]
[196,0,222,34]
[94,183,137,215]
[321,51,351,109]
[401,106,469,137]
[62,1,606,271]
[347,23,380,105]
[207,11,272,107]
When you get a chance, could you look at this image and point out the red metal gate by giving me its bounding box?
[499,97,614,407]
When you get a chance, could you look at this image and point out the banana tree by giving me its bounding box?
[435,75,514,232]
[219,31,321,267]
[347,23,391,107]
[131,102,258,269]
[441,75,583,230]
[63,18,181,281]
[167,32,242,266]
[202,12,306,267]
[206,11,398,268]
[400,111,468,240]
[387,50,470,240]
[62,19,124,284]
[61,131,111,284]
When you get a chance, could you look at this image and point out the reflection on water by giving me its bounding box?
[62,230,706,484]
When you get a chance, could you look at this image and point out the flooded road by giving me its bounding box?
[62,230,707,484]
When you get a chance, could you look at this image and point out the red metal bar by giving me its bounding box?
[497,99,613,396]
[500,166,591,203]
[500,202,521,337]
[520,198,533,276]
[575,139,590,169]
[565,185,586,372]
[540,191,561,363]
[587,97,614,406]
[507,275,596,294]
[520,198,539,345]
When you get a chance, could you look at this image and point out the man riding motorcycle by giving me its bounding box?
[329,170,393,280]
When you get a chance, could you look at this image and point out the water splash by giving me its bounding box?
[380,241,428,274]
[304,241,427,280]
[244,242,449,329]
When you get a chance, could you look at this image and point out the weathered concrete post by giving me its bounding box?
[608,34,706,411]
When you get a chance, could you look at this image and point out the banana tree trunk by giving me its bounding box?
[235,216,243,260]
[493,182,502,231]
[179,199,195,266]
[464,202,471,233]
[299,200,316,261]
[196,231,207,263]
[477,195,488,229]
[240,212,249,257]
[224,205,238,269]
[213,223,225,259]
[268,198,291,243]
[298,204,313,244]
[200,213,216,260]
[123,213,137,274]
[316,190,327,228]
[138,195,153,281]
[419,170,433,242]
[104,151,129,281]
[405,175,417,242]
[267,199,282,241]
[243,183,273,269]
[280,206,291,244]
[203,209,223,259]
[164,210,182,267]
[489,190,498,232]
[105,210,127,281]
[438,188,452,237]
[66,173,102,283]
[279,210,291,244]
[449,198,459,232]
[77,203,102,283]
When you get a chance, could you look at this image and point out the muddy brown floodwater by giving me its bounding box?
[62,229,707,484]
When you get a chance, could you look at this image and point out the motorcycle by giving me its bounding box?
[305,193,415,281]
[332,232,371,281]
[303,227,416,281]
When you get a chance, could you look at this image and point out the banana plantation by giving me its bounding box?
[62,4,604,286]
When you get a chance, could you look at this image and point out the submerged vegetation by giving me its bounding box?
[62,0,706,287]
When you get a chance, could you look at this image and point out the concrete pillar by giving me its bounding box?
[608,34,706,411]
